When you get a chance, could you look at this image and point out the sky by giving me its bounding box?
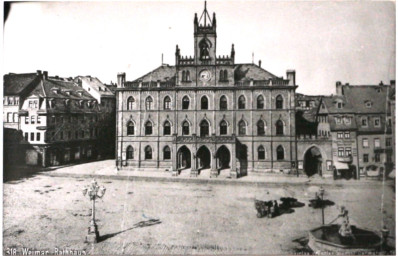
[3,1,396,95]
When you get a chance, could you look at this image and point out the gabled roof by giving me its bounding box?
[342,85,391,114]
[4,73,39,95]
[321,95,355,114]
[75,76,114,96]
[41,79,93,99]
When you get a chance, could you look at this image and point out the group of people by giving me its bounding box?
[254,199,280,218]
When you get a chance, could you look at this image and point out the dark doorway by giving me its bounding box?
[177,146,191,170]
[200,120,210,137]
[216,146,230,170]
[304,146,322,177]
[197,146,211,169]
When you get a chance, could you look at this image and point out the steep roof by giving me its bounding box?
[342,85,391,114]
[76,76,114,96]
[4,73,38,95]
[233,63,277,82]
[321,95,355,114]
[133,65,176,83]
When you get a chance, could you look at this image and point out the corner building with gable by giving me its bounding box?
[115,4,298,177]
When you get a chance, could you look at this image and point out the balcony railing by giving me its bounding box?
[173,134,236,144]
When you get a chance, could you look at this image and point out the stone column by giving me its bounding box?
[210,152,218,178]
[230,144,238,178]
[172,145,178,176]
[190,151,198,177]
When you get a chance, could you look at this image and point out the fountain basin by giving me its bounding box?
[308,224,383,254]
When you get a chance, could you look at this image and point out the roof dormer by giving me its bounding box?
[51,87,60,94]
[365,100,373,108]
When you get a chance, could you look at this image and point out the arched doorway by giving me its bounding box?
[197,146,211,169]
[177,146,191,170]
[216,146,231,170]
[304,146,323,177]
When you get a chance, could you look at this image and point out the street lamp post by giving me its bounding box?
[318,186,325,225]
[82,179,106,243]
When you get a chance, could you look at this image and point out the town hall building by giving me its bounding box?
[115,3,298,177]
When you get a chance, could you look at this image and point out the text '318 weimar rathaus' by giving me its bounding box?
[116,3,298,177]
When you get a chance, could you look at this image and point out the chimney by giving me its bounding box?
[258,60,262,68]
[379,81,384,86]
[390,80,395,86]
[36,70,42,76]
[336,81,343,95]
[286,70,296,86]
[43,71,48,80]
[117,72,126,88]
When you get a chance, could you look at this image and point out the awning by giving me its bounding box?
[334,162,349,170]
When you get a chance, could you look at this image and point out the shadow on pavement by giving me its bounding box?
[98,219,162,242]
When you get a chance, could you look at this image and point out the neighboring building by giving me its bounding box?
[295,94,333,177]
[74,76,116,157]
[115,3,298,177]
[339,82,394,178]
[3,72,41,166]
[18,71,109,167]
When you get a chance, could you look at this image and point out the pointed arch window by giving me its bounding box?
[182,71,186,81]
[276,95,283,109]
[126,146,134,160]
[163,146,171,160]
[182,121,190,135]
[258,146,265,160]
[276,120,284,135]
[257,95,264,109]
[201,96,209,110]
[220,95,228,110]
[238,95,246,109]
[145,146,152,160]
[164,96,171,110]
[182,96,190,110]
[220,70,224,81]
[276,145,284,160]
[223,70,228,80]
[145,121,153,135]
[200,120,210,137]
[186,71,190,81]
[238,120,246,135]
[220,120,228,135]
[199,39,210,60]
[257,120,265,135]
[164,121,171,135]
[127,121,135,135]
[146,96,153,110]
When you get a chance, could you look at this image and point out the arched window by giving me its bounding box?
[219,70,224,81]
[164,121,171,135]
[224,70,228,80]
[182,71,186,81]
[199,39,210,60]
[238,120,246,135]
[276,120,284,135]
[182,96,190,110]
[238,95,246,109]
[276,145,284,160]
[186,71,190,81]
[257,120,265,135]
[127,97,135,110]
[258,146,265,160]
[164,96,171,110]
[146,96,153,110]
[257,95,264,109]
[163,146,171,160]
[126,146,134,160]
[182,121,190,135]
[127,121,135,135]
[220,95,228,110]
[201,96,208,110]
[220,120,228,135]
[145,121,153,135]
[276,95,283,109]
[200,120,210,137]
[145,146,152,160]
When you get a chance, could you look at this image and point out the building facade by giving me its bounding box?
[116,4,298,177]
[18,71,115,167]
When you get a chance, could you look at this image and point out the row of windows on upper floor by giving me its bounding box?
[320,115,391,129]
[22,114,100,125]
[124,144,286,161]
[4,96,20,106]
[126,95,285,111]
[23,128,102,142]
[5,112,18,123]
[24,98,112,110]
[361,137,392,149]
[126,119,285,136]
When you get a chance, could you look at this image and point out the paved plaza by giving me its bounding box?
[3,162,396,254]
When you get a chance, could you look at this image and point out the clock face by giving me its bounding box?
[199,70,212,82]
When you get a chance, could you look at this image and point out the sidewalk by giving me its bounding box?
[37,160,394,187]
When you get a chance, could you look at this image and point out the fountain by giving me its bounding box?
[308,205,387,254]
